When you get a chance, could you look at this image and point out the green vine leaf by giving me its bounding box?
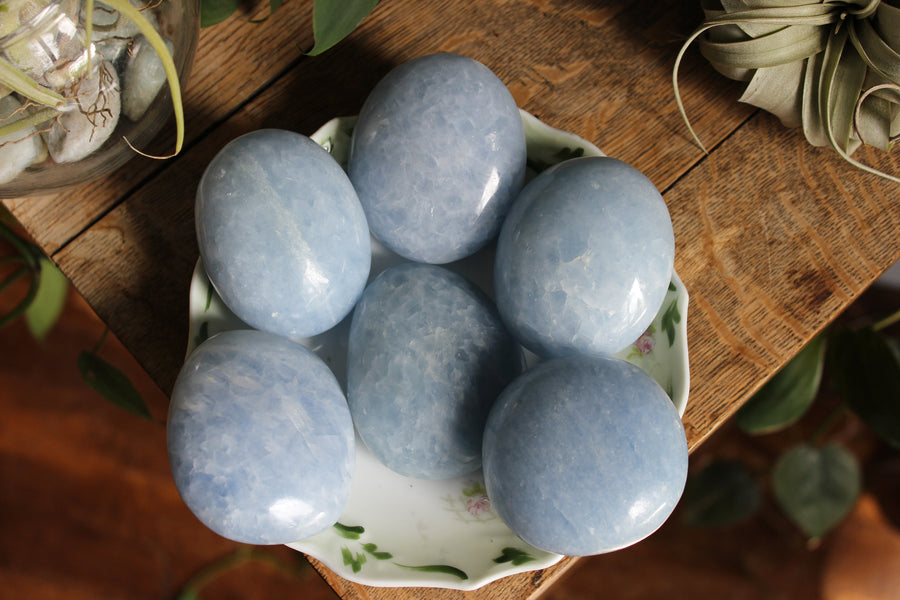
[736,334,826,435]
[306,0,378,56]
[829,326,900,448]
[681,459,762,527]
[78,351,152,419]
[200,0,242,27]
[772,442,861,540]
[24,257,68,342]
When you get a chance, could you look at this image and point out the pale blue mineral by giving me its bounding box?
[347,263,523,479]
[196,129,371,339]
[167,329,355,545]
[348,53,526,264]
[494,156,675,357]
[482,354,688,556]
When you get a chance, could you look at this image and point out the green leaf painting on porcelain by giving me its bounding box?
[393,563,469,581]
[333,522,365,539]
[360,543,392,560]
[492,547,536,566]
[341,546,367,573]
[333,522,467,579]
[660,298,681,347]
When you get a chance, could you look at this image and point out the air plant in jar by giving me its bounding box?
[0,0,188,190]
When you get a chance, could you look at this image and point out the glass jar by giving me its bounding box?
[0,0,199,197]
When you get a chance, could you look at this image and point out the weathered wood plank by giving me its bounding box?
[669,114,900,448]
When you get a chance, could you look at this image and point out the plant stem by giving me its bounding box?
[873,307,900,332]
[177,546,309,598]
[810,402,847,447]
[91,326,110,354]
[0,266,39,329]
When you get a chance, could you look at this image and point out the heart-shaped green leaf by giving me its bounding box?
[306,0,378,56]
[829,326,900,448]
[772,443,861,539]
[24,257,68,342]
[681,460,762,527]
[736,334,826,434]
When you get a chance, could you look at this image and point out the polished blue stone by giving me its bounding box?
[347,263,523,479]
[167,329,355,545]
[494,156,675,357]
[482,354,688,556]
[348,53,526,264]
[196,129,371,339]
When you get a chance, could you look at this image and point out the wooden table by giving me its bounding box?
[4,0,900,598]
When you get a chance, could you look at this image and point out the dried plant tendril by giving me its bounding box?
[673,0,900,183]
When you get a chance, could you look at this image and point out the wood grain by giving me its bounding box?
[4,0,900,598]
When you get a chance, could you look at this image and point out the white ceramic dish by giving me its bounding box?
[185,111,690,589]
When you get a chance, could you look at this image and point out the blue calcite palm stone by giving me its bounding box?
[348,53,526,264]
[347,262,523,479]
[482,354,688,556]
[494,156,675,357]
[196,129,371,339]
[167,329,355,545]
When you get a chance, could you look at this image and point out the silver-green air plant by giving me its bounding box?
[674,0,900,183]
[0,0,184,158]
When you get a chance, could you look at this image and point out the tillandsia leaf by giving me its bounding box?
[735,334,826,434]
[772,442,861,540]
[306,0,379,57]
[674,1,900,182]
[100,0,184,157]
[829,326,900,448]
[24,256,67,342]
[699,24,827,70]
[681,459,762,527]
[0,56,66,108]
[672,5,838,152]
[821,23,866,156]
[820,21,900,182]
